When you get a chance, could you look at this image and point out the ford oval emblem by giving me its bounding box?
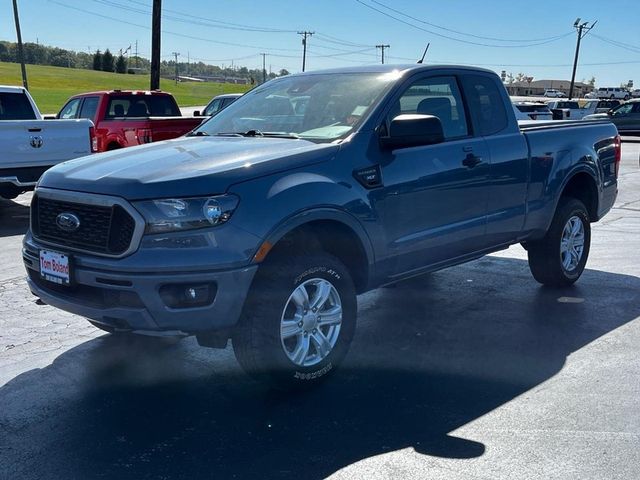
[56,212,81,232]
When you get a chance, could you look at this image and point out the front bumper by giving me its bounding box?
[23,234,258,333]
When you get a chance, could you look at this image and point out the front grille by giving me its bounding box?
[32,195,137,255]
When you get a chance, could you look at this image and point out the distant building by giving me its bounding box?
[505,79,594,97]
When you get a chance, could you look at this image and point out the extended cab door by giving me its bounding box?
[377,74,490,275]
[460,73,529,246]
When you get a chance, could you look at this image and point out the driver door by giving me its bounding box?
[378,74,490,276]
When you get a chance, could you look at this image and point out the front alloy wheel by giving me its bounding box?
[233,252,356,388]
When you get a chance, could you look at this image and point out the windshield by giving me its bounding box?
[192,72,398,143]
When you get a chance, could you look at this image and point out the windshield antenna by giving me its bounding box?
[417,43,430,64]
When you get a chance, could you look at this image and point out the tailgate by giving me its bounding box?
[0,119,93,169]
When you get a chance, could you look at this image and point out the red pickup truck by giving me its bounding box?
[57,90,203,152]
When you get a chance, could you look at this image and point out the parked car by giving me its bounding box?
[594,99,621,113]
[197,93,242,117]
[583,99,640,135]
[543,89,567,98]
[0,85,95,200]
[546,99,612,120]
[584,91,598,99]
[24,65,619,387]
[595,87,630,100]
[512,101,553,121]
[57,90,203,152]
[631,89,640,98]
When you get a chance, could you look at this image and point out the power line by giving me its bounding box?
[367,0,574,43]
[354,0,574,48]
[590,33,640,55]
[49,0,302,53]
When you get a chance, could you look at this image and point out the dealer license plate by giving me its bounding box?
[39,249,71,286]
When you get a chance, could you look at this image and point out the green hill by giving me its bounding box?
[0,62,250,113]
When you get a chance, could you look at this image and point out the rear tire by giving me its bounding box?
[527,198,591,287]
[233,252,356,389]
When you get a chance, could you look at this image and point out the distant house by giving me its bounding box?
[505,79,594,97]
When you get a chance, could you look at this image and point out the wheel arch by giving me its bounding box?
[256,209,375,294]
[558,169,599,222]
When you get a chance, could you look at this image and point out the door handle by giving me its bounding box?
[462,153,482,168]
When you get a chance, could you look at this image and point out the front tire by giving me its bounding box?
[527,198,591,287]
[233,252,356,388]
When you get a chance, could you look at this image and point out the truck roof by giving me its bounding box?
[0,85,28,94]
[286,64,497,77]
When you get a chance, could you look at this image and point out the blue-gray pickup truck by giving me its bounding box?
[23,65,620,387]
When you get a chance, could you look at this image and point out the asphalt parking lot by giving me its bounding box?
[1,142,639,480]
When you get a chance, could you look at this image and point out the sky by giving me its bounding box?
[2,0,639,86]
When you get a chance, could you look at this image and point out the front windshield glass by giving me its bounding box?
[193,72,398,143]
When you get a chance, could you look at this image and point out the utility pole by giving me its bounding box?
[569,18,596,99]
[134,40,139,68]
[172,51,180,84]
[297,31,314,72]
[12,0,28,90]
[150,0,161,90]
[376,44,390,65]
[261,53,267,83]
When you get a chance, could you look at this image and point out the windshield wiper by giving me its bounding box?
[212,130,300,139]
[187,131,210,137]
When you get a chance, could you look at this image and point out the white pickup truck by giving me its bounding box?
[0,86,95,200]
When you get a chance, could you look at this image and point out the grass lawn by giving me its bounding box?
[0,62,250,113]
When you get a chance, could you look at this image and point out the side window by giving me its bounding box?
[613,104,633,116]
[461,74,508,136]
[59,98,82,119]
[79,96,99,120]
[205,99,221,116]
[393,76,468,139]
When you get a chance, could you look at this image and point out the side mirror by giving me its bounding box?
[43,115,57,120]
[193,111,201,117]
[380,114,444,150]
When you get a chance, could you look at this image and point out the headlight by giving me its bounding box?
[134,195,239,234]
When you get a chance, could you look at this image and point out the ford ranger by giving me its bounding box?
[0,85,95,200]
[23,65,620,387]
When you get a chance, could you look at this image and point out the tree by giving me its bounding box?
[588,76,596,87]
[101,49,114,72]
[115,54,127,74]
[515,72,527,83]
[278,68,290,77]
[506,72,515,84]
[92,50,102,71]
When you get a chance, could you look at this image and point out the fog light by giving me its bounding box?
[159,283,217,309]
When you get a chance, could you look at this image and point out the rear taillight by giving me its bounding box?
[136,128,153,144]
[89,126,98,152]
[614,134,621,178]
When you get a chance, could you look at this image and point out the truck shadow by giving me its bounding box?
[0,196,30,237]
[1,256,639,479]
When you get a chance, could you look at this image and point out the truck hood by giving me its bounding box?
[38,136,339,200]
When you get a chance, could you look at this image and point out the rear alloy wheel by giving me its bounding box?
[233,252,356,388]
[527,198,591,287]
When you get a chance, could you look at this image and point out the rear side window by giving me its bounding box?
[0,92,37,120]
[461,74,508,136]
[394,76,468,139]
[79,96,99,120]
[105,95,180,118]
